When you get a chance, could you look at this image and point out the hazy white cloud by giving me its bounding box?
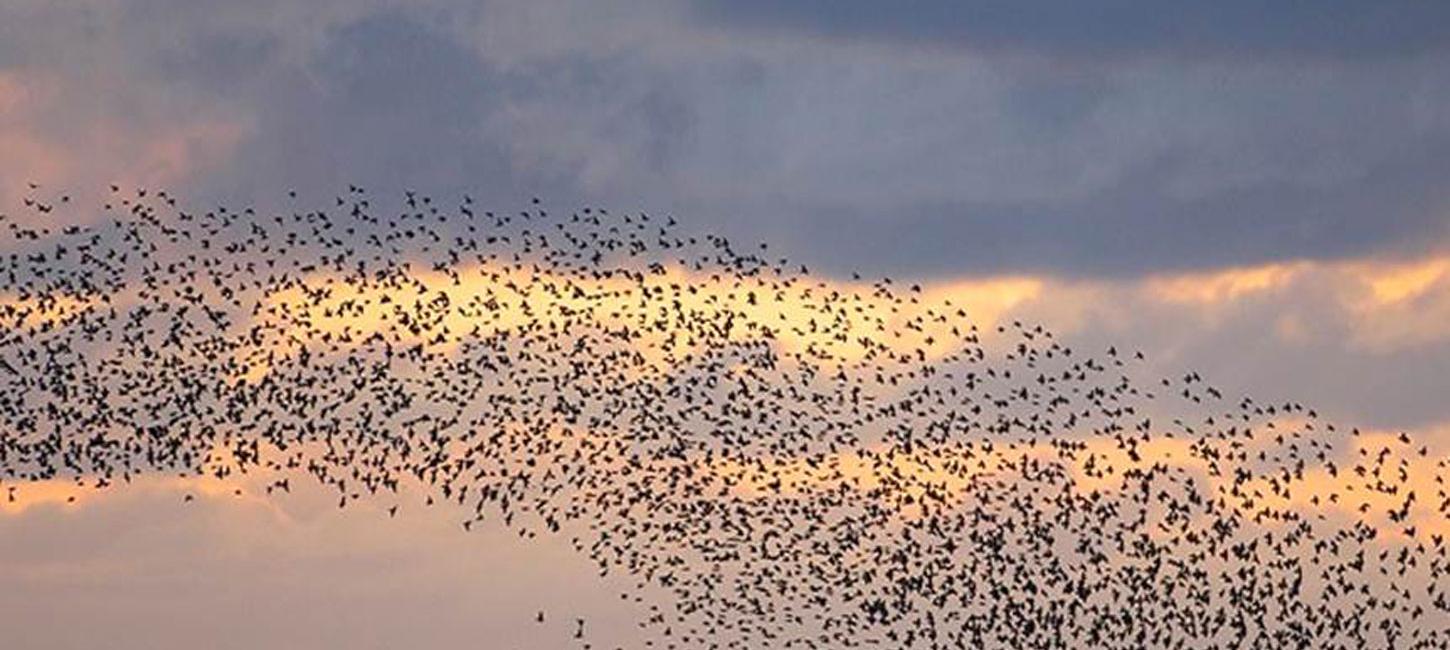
[0,478,650,650]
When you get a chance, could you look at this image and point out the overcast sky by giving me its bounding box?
[2,2,1448,648]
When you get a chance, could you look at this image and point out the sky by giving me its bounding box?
[1,1,1449,648]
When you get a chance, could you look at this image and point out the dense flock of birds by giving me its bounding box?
[0,185,1446,648]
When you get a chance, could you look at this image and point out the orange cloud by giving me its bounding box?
[1362,257,1450,304]
[240,262,1041,385]
[1145,262,1304,305]
[1339,256,1450,350]
[4,215,1448,559]
[1,474,275,517]
[1035,253,1450,351]
[706,422,1449,540]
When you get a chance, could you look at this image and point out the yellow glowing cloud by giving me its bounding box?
[0,293,96,330]
[700,410,1448,539]
[1335,256,1450,351]
[1145,263,1304,305]
[0,474,275,516]
[1104,254,1450,351]
[1360,257,1450,304]
[4,202,1449,556]
[923,276,1042,331]
[242,263,1042,384]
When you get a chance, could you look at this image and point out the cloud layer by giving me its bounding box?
[2,2,1448,647]
[3,0,1448,276]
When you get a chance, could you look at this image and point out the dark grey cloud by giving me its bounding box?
[209,10,522,202]
[3,0,1449,278]
[749,138,1450,279]
[692,0,1450,60]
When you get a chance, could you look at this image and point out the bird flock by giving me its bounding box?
[0,185,1446,648]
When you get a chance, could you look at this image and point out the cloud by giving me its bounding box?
[1145,262,1304,305]
[5,1,1450,278]
[691,1,1450,61]
[0,0,1447,439]
[990,252,1450,430]
[0,476,651,650]
[742,128,1450,279]
[1,3,1448,647]
[1126,254,1450,353]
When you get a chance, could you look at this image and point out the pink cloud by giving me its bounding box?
[0,70,248,217]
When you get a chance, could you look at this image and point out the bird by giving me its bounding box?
[0,184,1440,649]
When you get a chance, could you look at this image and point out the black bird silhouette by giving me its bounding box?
[0,185,1442,649]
